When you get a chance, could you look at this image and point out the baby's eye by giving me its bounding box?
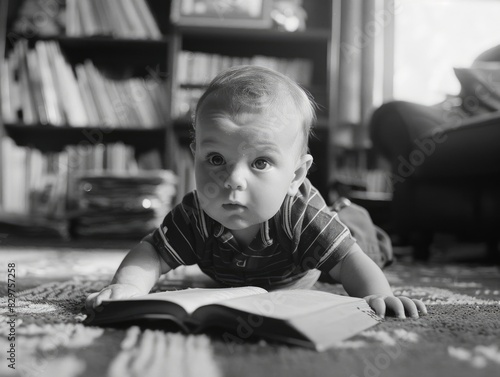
[208,154,225,166]
[252,158,271,170]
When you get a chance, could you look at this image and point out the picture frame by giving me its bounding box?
[170,0,273,29]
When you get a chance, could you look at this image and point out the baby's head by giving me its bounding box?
[191,65,317,231]
[193,65,316,155]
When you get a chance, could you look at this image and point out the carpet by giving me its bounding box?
[0,245,499,377]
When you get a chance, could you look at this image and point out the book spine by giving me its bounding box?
[17,41,38,124]
[8,49,22,123]
[117,81,143,127]
[83,61,118,127]
[121,0,148,38]
[74,65,100,125]
[131,0,162,39]
[1,138,28,213]
[26,50,48,125]
[107,0,130,38]
[126,79,154,128]
[103,79,126,128]
[87,0,106,36]
[91,0,113,36]
[149,84,170,125]
[34,41,64,125]
[50,43,88,127]
[44,42,69,124]
[0,60,15,123]
[76,0,99,36]
[65,0,78,36]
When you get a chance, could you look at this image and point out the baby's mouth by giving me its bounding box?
[222,203,246,210]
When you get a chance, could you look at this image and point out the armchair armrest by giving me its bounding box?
[370,101,448,161]
[370,101,500,178]
[417,110,500,177]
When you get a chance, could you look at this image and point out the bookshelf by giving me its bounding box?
[0,0,179,239]
[0,0,336,241]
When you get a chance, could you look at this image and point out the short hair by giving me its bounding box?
[193,65,317,154]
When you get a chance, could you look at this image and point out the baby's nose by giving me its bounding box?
[224,165,247,190]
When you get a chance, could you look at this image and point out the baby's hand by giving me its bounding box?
[364,294,427,319]
[85,283,144,311]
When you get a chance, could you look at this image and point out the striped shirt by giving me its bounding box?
[151,179,355,289]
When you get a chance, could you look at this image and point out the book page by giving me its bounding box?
[114,286,267,315]
[216,290,364,320]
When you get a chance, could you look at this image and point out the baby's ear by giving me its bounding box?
[189,142,196,156]
[288,154,313,196]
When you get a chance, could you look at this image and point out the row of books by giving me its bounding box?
[66,0,162,39]
[1,40,169,128]
[172,51,315,119]
[177,51,314,87]
[13,0,161,39]
[0,137,167,218]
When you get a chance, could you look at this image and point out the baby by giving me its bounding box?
[86,66,426,319]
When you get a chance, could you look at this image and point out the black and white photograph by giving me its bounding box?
[0,1,499,376]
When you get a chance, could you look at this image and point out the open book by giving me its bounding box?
[84,287,381,351]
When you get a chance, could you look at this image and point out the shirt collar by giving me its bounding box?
[212,220,274,247]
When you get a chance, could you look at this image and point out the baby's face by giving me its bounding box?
[193,103,304,231]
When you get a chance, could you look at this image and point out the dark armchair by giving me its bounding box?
[370,44,500,261]
[370,100,500,260]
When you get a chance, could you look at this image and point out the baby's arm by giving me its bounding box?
[85,236,171,310]
[329,243,427,318]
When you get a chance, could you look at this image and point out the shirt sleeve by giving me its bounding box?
[286,180,356,273]
[150,192,199,269]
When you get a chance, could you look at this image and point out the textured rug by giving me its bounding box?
[0,246,500,377]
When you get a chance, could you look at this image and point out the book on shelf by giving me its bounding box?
[50,42,89,126]
[0,140,69,237]
[85,287,381,351]
[16,40,38,125]
[64,0,162,39]
[34,41,66,125]
[177,51,313,87]
[1,138,28,214]
[173,50,314,119]
[1,40,168,128]
[26,48,49,125]
[0,60,16,124]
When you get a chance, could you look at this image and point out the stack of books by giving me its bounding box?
[74,171,177,238]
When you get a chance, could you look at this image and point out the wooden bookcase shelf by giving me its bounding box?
[176,26,331,42]
[4,124,166,154]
